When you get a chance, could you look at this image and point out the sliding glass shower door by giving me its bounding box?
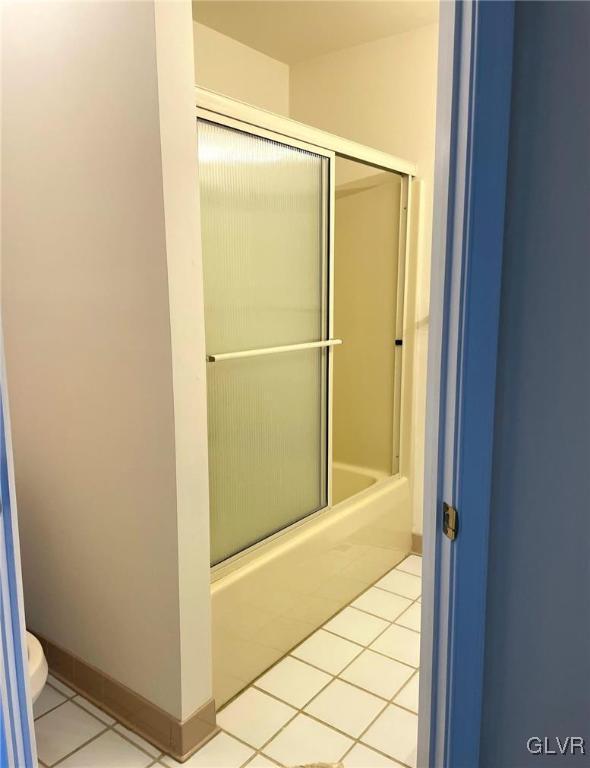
[197,119,332,565]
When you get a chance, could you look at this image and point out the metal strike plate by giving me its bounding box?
[443,502,459,541]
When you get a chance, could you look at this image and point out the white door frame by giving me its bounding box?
[419,2,515,765]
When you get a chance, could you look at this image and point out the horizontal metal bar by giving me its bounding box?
[207,339,342,363]
[195,87,417,177]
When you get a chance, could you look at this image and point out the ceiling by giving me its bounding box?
[192,1,439,64]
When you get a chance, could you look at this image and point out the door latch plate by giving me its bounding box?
[442,502,459,541]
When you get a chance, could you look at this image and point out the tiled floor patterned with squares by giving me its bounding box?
[34,555,422,768]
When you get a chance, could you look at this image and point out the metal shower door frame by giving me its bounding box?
[196,91,416,573]
[198,109,337,559]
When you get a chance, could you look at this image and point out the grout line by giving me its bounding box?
[69,696,115,727]
[355,704,415,768]
[46,678,76,701]
[394,621,421,635]
[47,724,110,767]
[372,583,422,602]
[244,750,281,767]
[395,557,422,579]
[388,669,419,707]
[33,699,69,723]
[33,678,79,722]
[390,669,420,715]
[393,598,422,633]
[339,736,400,767]
[326,602,411,627]
[110,721,164,761]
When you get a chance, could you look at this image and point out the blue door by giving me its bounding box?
[0,334,36,767]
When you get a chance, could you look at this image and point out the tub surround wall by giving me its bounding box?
[333,167,402,478]
[2,0,213,743]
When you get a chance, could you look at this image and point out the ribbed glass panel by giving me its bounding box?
[207,349,327,565]
[197,120,326,353]
[197,120,328,564]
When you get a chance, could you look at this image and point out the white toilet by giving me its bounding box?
[26,632,48,703]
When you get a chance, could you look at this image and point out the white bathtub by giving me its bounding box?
[332,462,388,504]
[210,465,412,705]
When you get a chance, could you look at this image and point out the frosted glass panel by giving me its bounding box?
[197,119,329,564]
[207,350,327,565]
[198,120,326,353]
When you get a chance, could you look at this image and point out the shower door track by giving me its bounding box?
[196,88,416,574]
[195,87,417,177]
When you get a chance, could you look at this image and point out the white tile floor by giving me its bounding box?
[34,554,422,768]
[32,676,164,768]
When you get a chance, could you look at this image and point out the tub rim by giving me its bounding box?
[211,470,406,584]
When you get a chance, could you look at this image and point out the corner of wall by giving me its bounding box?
[154,2,213,721]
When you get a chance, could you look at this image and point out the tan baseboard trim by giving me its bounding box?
[412,533,423,555]
[36,633,218,762]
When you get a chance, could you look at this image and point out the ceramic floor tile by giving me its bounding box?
[114,723,161,758]
[370,624,421,667]
[255,655,331,708]
[47,675,76,698]
[361,704,418,768]
[264,714,353,766]
[57,730,152,768]
[217,687,296,748]
[33,685,66,719]
[352,587,412,622]
[304,679,386,738]
[324,606,389,646]
[394,602,421,632]
[161,732,254,767]
[291,629,363,675]
[340,650,415,700]
[73,696,116,726]
[34,700,106,766]
[375,570,421,600]
[395,555,422,577]
[343,743,405,767]
[394,672,420,713]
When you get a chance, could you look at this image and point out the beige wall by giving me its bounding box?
[333,167,401,477]
[2,0,211,720]
[290,23,438,534]
[193,22,289,115]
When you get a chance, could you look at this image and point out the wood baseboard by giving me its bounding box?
[36,633,218,762]
[412,532,423,554]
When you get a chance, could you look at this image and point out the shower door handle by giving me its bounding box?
[206,339,342,363]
